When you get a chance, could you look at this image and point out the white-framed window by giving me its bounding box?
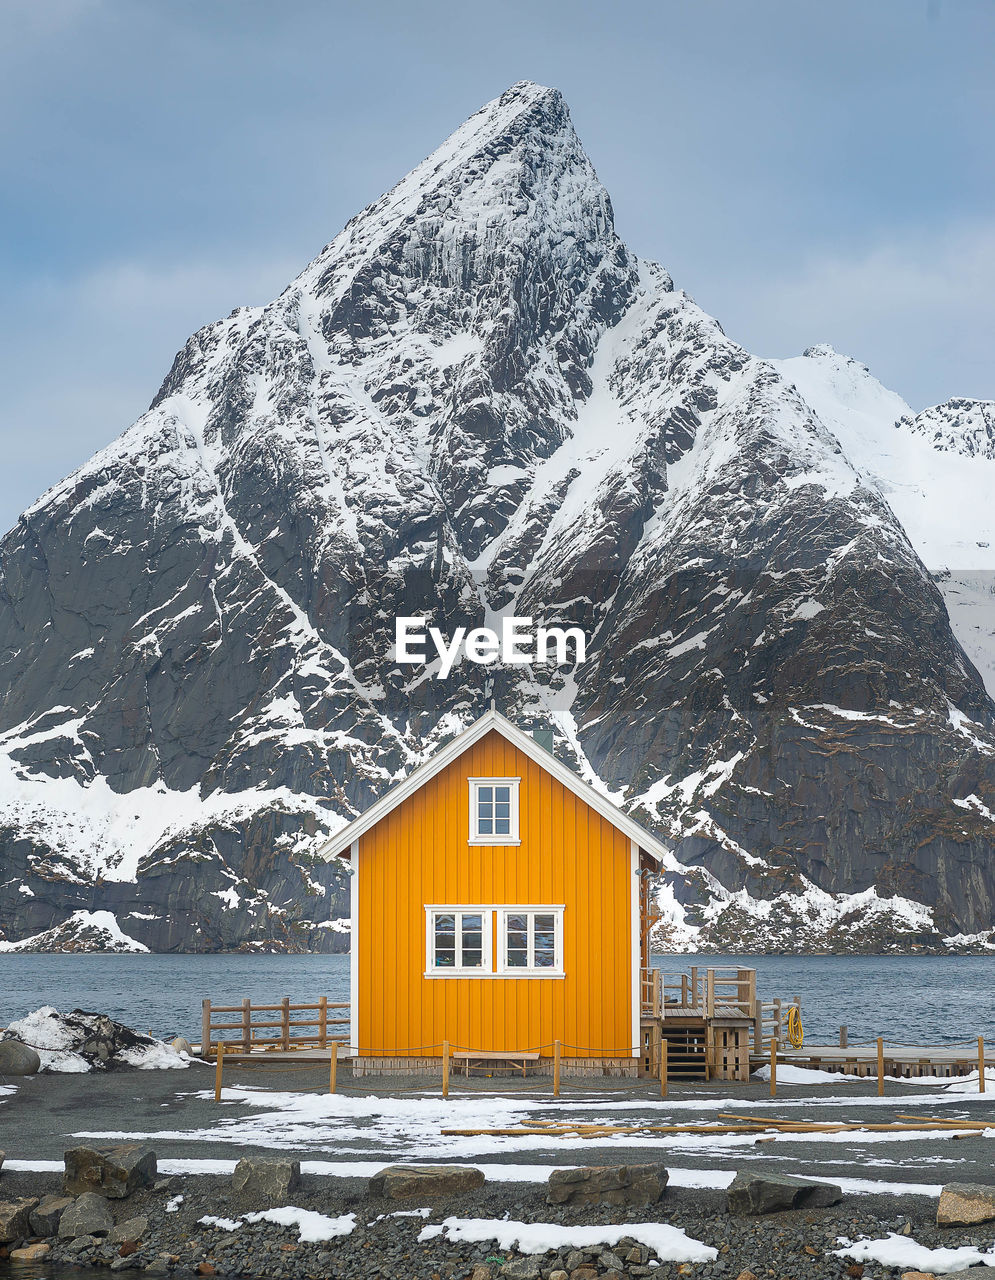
[497,906,564,976]
[425,906,492,976]
[468,777,520,844]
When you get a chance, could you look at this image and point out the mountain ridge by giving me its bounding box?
[2,81,994,955]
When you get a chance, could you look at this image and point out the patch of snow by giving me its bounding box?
[0,910,149,954]
[418,1218,717,1263]
[753,1064,860,1085]
[834,1231,995,1273]
[243,1207,357,1243]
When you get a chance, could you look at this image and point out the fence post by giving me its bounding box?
[839,1025,847,1048]
[980,1037,986,1094]
[241,997,251,1054]
[281,997,290,1050]
[660,1035,668,1099]
[202,999,211,1059]
[769,1037,777,1098]
[442,1041,450,1098]
[214,1040,224,1103]
[319,996,328,1049]
[553,1040,561,1097]
[773,998,782,1043]
[877,1037,885,1096]
[706,968,715,1019]
[329,1042,338,1095]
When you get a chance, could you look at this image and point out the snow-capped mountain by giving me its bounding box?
[2,82,993,954]
[774,346,995,695]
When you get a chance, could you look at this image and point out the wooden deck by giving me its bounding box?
[774,1043,992,1078]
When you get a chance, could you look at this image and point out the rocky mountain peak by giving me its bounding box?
[902,397,995,461]
[2,85,995,957]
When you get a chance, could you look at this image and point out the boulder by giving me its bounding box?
[368,1164,486,1199]
[9,1242,51,1261]
[30,1194,74,1236]
[546,1164,669,1207]
[500,1258,543,1279]
[64,1144,157,1198]
[110,1215,150,1244]
[0,1040,41,1075]
[58,1192,114,1239]
[937,1182,995,1227]
[727,1171,842,1214]
[231,1157,301,1201]
[0,1197,39,1242]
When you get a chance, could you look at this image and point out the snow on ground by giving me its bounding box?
[753,1064,861,1085]
[66,1082,993,1184]
[419,1217,716,1262]
[834,1231,995,1273]
[198,1209,357,1243]
[3,1157,945,1198]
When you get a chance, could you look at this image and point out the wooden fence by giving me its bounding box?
[200,997,348,1057]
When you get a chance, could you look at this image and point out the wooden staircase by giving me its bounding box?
[661,1022,709,1079]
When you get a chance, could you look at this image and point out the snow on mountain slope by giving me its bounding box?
[774,346,995,693]
[1,82,994,953]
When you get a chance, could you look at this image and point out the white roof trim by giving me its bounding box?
[315,708,670,865]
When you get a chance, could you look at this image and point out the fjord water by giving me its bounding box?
[1,953,993,1046]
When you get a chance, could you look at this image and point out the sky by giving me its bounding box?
[1,0,993,533]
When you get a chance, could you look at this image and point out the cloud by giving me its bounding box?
[719,220,995,409]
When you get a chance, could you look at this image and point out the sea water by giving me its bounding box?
[1,952,993,1046]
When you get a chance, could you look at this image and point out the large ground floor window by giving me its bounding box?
[424,905,564,977]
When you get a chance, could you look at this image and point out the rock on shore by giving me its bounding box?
[2,1159,995,1280]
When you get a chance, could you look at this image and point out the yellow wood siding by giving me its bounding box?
[356,730,634,1057]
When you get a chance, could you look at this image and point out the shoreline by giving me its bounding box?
[1,1165,989,1280]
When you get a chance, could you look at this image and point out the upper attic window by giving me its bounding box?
[468,777,520,844]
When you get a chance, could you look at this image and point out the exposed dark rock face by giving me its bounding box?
[1,81,993,953]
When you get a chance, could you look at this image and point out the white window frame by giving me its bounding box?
[424,906,493,978]
[496,905,565,978]
[468,777,521,845]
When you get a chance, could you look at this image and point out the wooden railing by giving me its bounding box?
[201,997,348,1057]
[641,966,799,1057]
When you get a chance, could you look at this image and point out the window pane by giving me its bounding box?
[507,947,528,967]
[507,913,527,932]
[462,949,482,968]
[495,801,510,818]
[534,931,555,966]
[434,913,455,966]
[477,817,493,835]
[494,816,510,834]
[477,786,493,803]
[495,786,510,803]
[535,914,554,933]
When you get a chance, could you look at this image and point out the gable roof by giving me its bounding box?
[315,708,670,865]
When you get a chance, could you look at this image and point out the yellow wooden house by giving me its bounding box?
[317,708,671,1076]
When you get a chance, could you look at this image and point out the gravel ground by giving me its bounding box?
[0,1167,993,1280]
[3,1066,995,1277]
